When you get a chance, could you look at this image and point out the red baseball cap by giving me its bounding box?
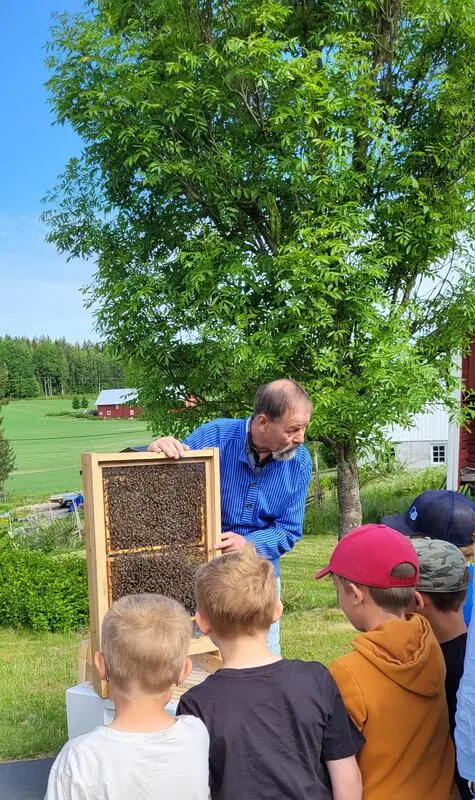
[314,524,419,588]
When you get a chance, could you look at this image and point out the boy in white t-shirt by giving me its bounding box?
[45,593,210,800]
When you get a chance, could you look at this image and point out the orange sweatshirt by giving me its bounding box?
[330,614,454,800]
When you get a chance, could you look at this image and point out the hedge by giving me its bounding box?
[0,547,88,631]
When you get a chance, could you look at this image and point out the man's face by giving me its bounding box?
[257,402,312,457]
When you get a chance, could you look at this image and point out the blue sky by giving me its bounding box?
[0,0,98,342]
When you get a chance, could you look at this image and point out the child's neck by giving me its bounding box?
[108,686,175,733]
[426,610,467,645]
[216,632,282,669]
[363,606,406,631]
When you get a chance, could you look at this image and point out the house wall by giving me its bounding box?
[387,405,449,443]
[97,404,140,418]
[393,441,446,470]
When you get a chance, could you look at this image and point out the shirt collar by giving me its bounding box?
[245,416,273,470]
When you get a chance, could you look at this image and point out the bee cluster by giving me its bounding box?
[109,547,206,612]
[103,463,206,551]
[103,461,208,613]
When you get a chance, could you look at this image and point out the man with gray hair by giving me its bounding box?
[136,379,313,655]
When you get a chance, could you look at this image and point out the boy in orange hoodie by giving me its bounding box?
[314,524,455,800]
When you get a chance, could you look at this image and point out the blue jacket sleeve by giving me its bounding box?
[455,591,475,782]
[246,453,312,562]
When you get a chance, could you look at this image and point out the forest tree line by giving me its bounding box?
[0,336,125,399]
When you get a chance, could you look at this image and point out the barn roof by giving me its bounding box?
[95,388,138,406]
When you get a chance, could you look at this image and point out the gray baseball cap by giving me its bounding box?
[412,538,470,593]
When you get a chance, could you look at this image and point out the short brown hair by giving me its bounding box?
[337,563,417,613]
[254,379,311,420]
[195,544,277,637]
[422,589,468,613]
[102,594,191,694]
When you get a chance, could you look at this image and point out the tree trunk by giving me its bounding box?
[334,441,362,538]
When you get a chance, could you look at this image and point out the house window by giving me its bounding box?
[130,409,134,416]
[107,410,111,416]
[432,444,446,464]
[115,404,119,409]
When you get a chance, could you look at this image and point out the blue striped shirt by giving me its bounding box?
[184,418,312,575]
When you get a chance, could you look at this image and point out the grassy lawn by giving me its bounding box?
[2,398,150,498]
[0,629,84,760]
[0,536,347,760]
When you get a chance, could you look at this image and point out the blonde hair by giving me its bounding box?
[195,544,277,637]
[102,594,191,694]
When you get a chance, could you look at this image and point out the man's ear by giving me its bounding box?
[272,599,283,624]
[177,657,193,685]
[94,650,107,680]
[195,610,212,635]
[254,413,269,431]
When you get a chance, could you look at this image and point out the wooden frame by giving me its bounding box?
[82,449,221,697]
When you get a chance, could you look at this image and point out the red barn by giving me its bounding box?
[459,343,475,490]
[95,389,141,419]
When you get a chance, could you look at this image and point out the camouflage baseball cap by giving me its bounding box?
[412,538,470,593]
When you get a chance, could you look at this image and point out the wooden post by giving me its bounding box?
[314,446,323,506]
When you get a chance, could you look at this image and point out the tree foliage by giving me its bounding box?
[44,0,475,532]
[0,336,125,398]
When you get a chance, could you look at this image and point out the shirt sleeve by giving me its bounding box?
[183,421,220,450]
[329,659,368,734]
[321,670,365,762]
[246,453,312,562]
[44,765,91,800]
[176,690,205,722]
[455,602,475,782]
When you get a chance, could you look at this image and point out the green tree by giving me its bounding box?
[0,363,8,402]
[45,0,475,534]
[72,395,81,410]
[32,337,65,395]
[81,395,89,408]
[0,338,40,399]
[0,362,13,494]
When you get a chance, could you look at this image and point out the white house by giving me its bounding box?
[386,405,449,469]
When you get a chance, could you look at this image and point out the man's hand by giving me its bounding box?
[147,437,190,459]
[215,532,247,552]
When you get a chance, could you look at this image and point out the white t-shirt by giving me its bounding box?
[44,715,210,800]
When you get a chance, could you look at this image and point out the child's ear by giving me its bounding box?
[195,610,212,635]
[94,650,107,680]
[272,599,283,624]
[349,582,364,605]
[414,591,425,612]
[177,657,193,685]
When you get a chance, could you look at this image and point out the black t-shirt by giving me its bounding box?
[177,659,364,800]
[441,633,470,800]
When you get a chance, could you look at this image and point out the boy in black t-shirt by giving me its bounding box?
[411,538,470,800]
[177,544,363,800]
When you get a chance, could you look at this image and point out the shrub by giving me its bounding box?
[80,395,89,408]
[12,515,83,554]
[0,545,88,631]
[71,395,80,410]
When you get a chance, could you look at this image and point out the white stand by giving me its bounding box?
[66,683,178,740]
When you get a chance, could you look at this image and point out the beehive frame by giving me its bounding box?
[82,449,221,697]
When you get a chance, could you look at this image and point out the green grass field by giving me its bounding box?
[0,536,349,760]
[2,398,150,498]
